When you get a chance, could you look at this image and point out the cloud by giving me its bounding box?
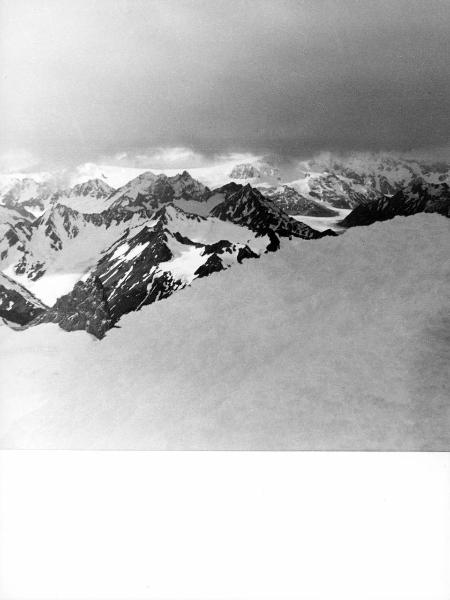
[0,150,40,173]
[1,0,448,167]
[110,147,206,169]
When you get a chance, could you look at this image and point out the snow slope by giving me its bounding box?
[293,209,351,232]
[1,213,449,450]
[55,179,115,213]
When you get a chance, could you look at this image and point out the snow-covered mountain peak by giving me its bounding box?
[107,171,159,206]
[177,170,194,180]
[49,179,117,214]
[108,170,210,211]
[130,170,158,183]
[167,171,210,198]
[229,161,281,181]
[69,178,115,198]
[0,177,56,218]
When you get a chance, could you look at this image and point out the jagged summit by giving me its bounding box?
[106,171,159,205]
[177,170,195,180]
[210,182,336,243]
[109,171,210,210]
[69,178,115,197]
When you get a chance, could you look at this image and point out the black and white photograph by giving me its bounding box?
[1,2,449,600]
[0,0,449,449]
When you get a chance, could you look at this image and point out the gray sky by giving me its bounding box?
[1,0,449,170]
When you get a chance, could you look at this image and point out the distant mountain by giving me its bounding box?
[0,272,46,326]
[210,183,336,248]
[54,179,115,213]
[288,171,381,209]
[341,180,450,228]
[0,178,56,218]
[108,170,210,210]
[229,162,281,181]
[69,178,114,198]
[3,153,448,214]
[260,185,339,216]
[289,154,450,209]
[326,154,450,190]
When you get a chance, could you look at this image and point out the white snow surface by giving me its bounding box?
[173,193,225,216]
[158,238,206,284]
[293,209,351,232]
[0,214,449,450]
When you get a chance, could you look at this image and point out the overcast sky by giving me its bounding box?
[0,0,449,170]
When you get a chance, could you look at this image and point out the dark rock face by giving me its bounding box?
[341,181,450,228]
[210,184,337,240]
[194,253,224,278]
[33,277,113,338]
[33,222,181,338]
[91,222,176,323]
[0,274,46,326]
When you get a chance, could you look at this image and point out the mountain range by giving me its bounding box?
[0,170,335,337]
[0,154,448,339]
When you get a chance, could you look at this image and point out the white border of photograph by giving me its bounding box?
[1,451,449,600]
